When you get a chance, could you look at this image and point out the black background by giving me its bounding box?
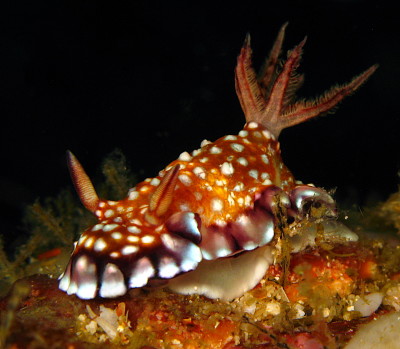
[1,1,399,242]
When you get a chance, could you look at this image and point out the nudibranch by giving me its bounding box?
[59,23,377,301]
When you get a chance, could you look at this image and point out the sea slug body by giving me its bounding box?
[59,23,377,301]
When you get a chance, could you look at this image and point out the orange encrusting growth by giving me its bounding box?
[284,246,379,303]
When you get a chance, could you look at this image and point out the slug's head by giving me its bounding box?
[59,151,203,299]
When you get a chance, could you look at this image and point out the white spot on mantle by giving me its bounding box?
[210,146,222,154]
[150,178,160,186]
[179,151,192,161]
[237,157,248,166]
[211,198,224,211]
[94,238,107,252]
[221,162,234,176]
[121,245,139,255]
[231,143,244,152]
[178,174,192,186]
